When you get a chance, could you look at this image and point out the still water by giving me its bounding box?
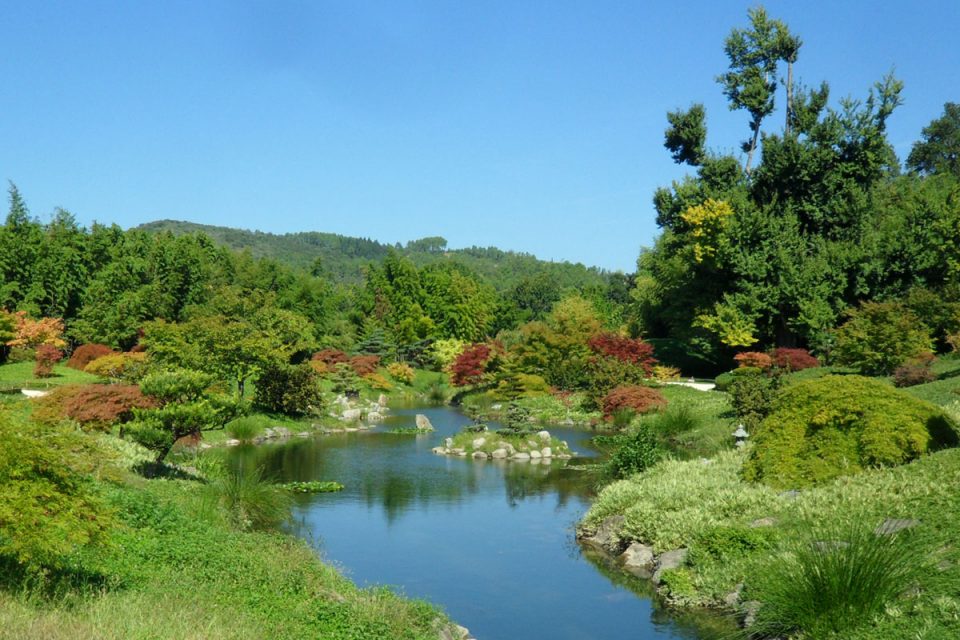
[228,406,726,640]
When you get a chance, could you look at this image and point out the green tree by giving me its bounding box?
[907,102,960,177]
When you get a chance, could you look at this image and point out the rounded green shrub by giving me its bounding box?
[714,366,761,391]
[744,375,959,488]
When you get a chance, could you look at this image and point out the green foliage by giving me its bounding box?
[744,375,959,488]
[204,466,292,531]
[728,367,780,430]
[254,363,323,416]
[0,413,112,572]
[278,481,344,494]
[602,423,662,480]
[908,102,960,177]
[749,519,922,638]
[84,352,150,382]
[834,301,934,375]
[226,415,269,442]
[689,524,777,565]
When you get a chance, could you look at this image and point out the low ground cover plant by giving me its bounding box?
[744,375,959,489]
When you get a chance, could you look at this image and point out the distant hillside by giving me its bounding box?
[136,220,612,291]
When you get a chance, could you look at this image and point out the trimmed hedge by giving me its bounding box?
[744,375,959,488]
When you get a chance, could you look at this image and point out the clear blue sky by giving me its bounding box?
[2,1,958,271]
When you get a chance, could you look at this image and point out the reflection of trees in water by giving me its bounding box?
[579,547,737,640]
[501,462,592,508]
[225,429,598,523]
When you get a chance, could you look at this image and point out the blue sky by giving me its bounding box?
[2,1,958,271]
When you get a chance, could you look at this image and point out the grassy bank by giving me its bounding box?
[580,367,960,638]
[0,393,451,640]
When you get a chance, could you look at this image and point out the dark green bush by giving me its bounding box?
[603,423,662,480]
[714,366,760,391]
[254,363,323,416]
[744,375,959,488]
[729,368,780,431]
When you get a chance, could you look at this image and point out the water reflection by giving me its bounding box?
[226,407,731,640]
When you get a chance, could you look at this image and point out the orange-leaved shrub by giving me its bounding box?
[601,385,667,421]
[734,351,774,371]
[312,349,349,366]
[33,384,157,431]
[66,344,114,370]
[349,355,381,376]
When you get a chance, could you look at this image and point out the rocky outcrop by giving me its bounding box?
[416,414,435,432]
[619,542,655,578]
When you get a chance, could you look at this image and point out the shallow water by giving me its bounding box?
[228,406,728,640]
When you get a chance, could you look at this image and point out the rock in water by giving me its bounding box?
[579,515,625,554]
[341,408,362,422]
[367,411,384,423]
[620,543,655,578]
[415,414,434,431]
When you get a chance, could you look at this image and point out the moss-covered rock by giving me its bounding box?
[744,375,959,488]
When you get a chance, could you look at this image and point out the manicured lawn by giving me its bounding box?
[0,362,99,391]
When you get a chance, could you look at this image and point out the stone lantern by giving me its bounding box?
[732,424,749,448]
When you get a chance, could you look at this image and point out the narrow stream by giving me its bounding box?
[228,406,730,640]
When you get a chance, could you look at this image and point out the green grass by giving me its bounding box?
[0,465,447,640]
[0,362,99,391]
[654,386,733,459]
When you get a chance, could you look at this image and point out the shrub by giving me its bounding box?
[6,346,35,363]
[363,372,393,391]
[33,384,158,431]
[834,301,934,375]
[744,375,959,488]
[226,416,269,442]
[603,423,661,479]
[66,343,114,370]
[584,355,649,409]
[204,466,292,531]
[254,364,322,416]
[348,354,380,376]
[729,368,780,430]
[33,344,63,378]
[948,331,960,353]
[734,351,773,370]
[892,352,937,388]
[690,524,777,563]
[84,352,150,382]
[587,333,657,374]
[601,385,667,421]
[750,518,922,638]
[771,347,819,371]
[654,403,702,438]
[449,343,492,386]
[312,348,348,366]
[650,365,681,382]
[330,363,362,395]
[386,361,415,384]
[0,412,113,572]
[715,366,761,391]
[430,338,467,370]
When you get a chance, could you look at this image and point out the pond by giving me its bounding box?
[228,406,730,640]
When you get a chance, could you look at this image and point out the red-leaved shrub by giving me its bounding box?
[893,353,937,388]
[450,343,492,386]
[33,384,157,431]
[771,347,819,372]
[313,348,349,366]
[34,344,63,378]
[67,343,115,370]
[734,351,774,371]
[588,333,658,375]
[349,355,381,376]
[601,385,667,421]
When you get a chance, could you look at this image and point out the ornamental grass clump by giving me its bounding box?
[205,466,291,531]
[225,415,269,442]
[749,518,923,638]
[744,375,959,489]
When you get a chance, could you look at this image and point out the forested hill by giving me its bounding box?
[137,219,611,291]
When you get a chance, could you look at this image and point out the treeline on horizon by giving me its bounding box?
[1,6,959,376]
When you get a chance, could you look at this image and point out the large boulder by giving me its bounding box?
[620,542,655,578]
[416,414,434,431]
[579,515,626,554]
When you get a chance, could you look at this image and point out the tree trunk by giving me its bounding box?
[745,122,762,175]
[785,61,794,135]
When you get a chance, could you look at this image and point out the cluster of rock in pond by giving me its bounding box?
[431,428,573,462]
